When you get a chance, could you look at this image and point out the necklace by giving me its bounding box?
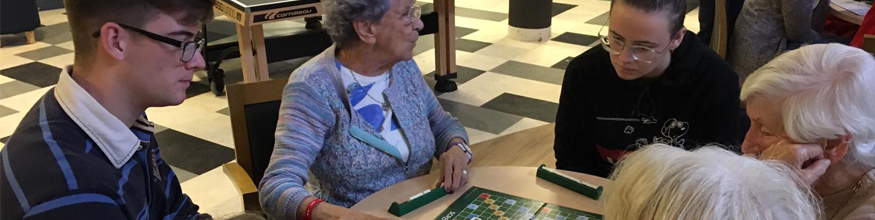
[345,67,393,132]
[828,177,865,219]
[337,52,393,131]
[348,70,391,112]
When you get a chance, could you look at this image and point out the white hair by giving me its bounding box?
[740,44,875,168]
[604,144,821,220]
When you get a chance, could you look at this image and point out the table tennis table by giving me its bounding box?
[207,0,459,94]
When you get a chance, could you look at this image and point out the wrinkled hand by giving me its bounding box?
[436,146,470,193]
[759,140,831,185]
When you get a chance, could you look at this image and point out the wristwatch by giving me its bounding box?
[449,141,473,164]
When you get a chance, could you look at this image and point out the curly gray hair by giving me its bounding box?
[322,0,392,49]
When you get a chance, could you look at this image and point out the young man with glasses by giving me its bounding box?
[553,0,743,178]
[0,0,215,219]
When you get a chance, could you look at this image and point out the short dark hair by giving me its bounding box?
[65,0,216,66]
[610,0,686,35]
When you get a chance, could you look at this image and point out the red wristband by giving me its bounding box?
[304,198,324,220]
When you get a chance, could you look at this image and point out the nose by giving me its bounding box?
[413,17,424,32]
[186,52,207,70]
[741,126,759,155]
[619,46,636,63]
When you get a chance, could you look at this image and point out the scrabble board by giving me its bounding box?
[434,187,602,220]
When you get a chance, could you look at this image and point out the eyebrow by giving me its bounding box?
[609,30,658,47]
[609,30,623,39]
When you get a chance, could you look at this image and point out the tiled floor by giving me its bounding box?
[0,0,702,216]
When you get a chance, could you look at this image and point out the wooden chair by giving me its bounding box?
[709,0,729,58]
[0,0,40,45]
[863,34,875,54]
[223,78,288,212]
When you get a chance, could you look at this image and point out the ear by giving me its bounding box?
[353,19,378,45]
[98,23,127,61]
[822,134,852,163]
[670,27,686,50]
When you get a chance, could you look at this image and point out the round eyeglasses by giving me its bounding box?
[596,20,672,64]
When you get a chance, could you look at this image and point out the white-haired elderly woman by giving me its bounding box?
[257,0,472,219]
[740,44,875,220]
[605,144,821,220]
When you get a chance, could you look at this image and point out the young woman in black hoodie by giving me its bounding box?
[554,0,743,177]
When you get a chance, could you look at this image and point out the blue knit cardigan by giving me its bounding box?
[258,45,468,220]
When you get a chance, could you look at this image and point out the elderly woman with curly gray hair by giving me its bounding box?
[257,0,472,219]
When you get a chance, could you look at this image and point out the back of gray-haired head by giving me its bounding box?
[610,0,686,34]
[604,144,822,220]
[322,0,392,49]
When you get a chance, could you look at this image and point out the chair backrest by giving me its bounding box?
[864,34,875,54]
[710,0,729,58]
[227,78,288,186]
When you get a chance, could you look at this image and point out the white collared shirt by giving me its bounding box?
[54,66,152,168]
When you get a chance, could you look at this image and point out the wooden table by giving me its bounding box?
[468,124,558,168]
[830,0,870,25]
[420,123,557,175]
[213,0,457,84]
[351,166,610,219]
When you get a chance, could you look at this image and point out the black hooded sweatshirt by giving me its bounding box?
[554,31,743,177]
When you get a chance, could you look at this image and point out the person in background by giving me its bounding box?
[849,6,875,48]
[740,44,875,220]
[728,0,831,81]
[697,0,746,47]
[258,0,472,219]
[698,0,716,45]
[604,144,821,220]
[555,0,742,178]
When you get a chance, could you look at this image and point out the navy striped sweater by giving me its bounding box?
[0,89,204,220]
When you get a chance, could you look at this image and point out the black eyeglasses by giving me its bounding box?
[92,23,204,63]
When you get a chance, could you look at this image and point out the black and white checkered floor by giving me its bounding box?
[0,0,703,216]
